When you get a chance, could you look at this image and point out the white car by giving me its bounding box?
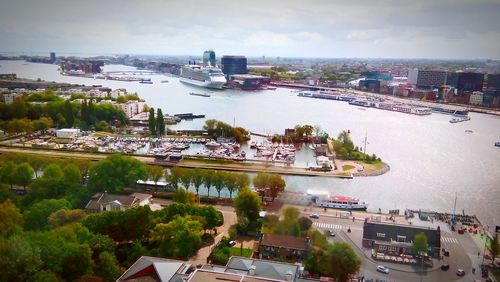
[376,265,389,274]
[309,213,319,219]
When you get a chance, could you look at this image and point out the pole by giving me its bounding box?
[482,225,489,265]
[452,192,457,224]
[363,131,367,154]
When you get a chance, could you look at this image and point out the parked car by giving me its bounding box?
[443,249,450,257]
[456,269,465,276]
[309,213,319,219]
[376,265,389,274]
[329,230,336,237]
[228,240,237,247]
[441,264,450,271]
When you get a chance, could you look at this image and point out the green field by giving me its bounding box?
[229,247,253,257]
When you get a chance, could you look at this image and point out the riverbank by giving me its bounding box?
[0,145,391,178]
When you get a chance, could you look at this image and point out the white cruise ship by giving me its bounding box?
[180,64,226,89]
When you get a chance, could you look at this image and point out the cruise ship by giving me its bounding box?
[180,64,226,89]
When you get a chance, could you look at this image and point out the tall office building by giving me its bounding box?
[202,50,216,67]
[447,72,484,93]
[407,69,447,88]
[487,73,500,89]
[221,56,247,76]
[50,52,56,64]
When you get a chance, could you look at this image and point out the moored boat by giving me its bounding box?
[495,142,500,147]
[315,195,368,210]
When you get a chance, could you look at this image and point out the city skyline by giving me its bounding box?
[1,0,500,60]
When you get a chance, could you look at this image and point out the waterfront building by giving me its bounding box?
[407,69,447,88]
[2,92,23,104]
[203,50,216,67]
[221,55,248,76]
[487,73,500,89]
[447,72,484,94]
[227,74,270,90]
[358,79,381,93]
[109,88,127,99]
[84,191,152,213]
[116,101,145,118]
[362,219,441,258]
[469,91,484,106]
[50,52,56,64]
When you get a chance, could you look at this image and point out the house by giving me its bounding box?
[255,234,310,262]
[117,256,192,281]
[85,191,152,213]
[118,256,304,282]
[362,219,441,258]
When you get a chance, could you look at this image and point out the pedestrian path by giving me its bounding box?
[441,236,459,244]
[313,222,343,230]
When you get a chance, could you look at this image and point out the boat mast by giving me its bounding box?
[363,131,368,154]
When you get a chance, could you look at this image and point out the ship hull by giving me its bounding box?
[180,77,225,89]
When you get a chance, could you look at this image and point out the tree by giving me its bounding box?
[148,108,156,136]
[235,173,250,191]
[147,165,164,194]
[87,154,148,194]
[63,100,75,127]
[0,235,43,281]
[223,172,238,199]
[179,168,192,191]
[15,162,35,190]
[156,108,165,136]
[268,174,286,201]
[149,216,203,259]
[413,232,429,257]
[0,162,16,188]
[42,163,63,180]
[48,209,86,229]
[325,242,361,282]
[62,164,82,185]
[252,172,286,201]
[172,189,196,205]
[94,251,121,282]
[191,168,204,201]
[488,233,499,264]
[32,117,53,132]
[202,169,215,198]
[234,187,261,225]
[29,155,48,178]
[0,200,24,236]
[168,166,183,189]
[24,199,72,230]
[213,171,226,198]
[59,243,92,281]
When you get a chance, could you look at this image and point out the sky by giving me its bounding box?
[1,0,499,59]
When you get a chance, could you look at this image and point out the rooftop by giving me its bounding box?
[260,234,309,251]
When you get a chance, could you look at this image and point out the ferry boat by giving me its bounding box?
[315,195,368,210]
[189,92,211,97]
[180,64,226,89]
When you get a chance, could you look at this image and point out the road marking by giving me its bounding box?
[313,222,343,230]
[441,236,459,244]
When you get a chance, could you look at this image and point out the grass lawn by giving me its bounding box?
[229,247,253,257]
[342,164,355,171]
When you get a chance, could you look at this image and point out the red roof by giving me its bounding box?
[331,195,358,202]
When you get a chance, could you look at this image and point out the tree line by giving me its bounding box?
[203,119,250,143]
[333,130,381,163]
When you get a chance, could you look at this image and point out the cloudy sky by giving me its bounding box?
[1,0,499,59]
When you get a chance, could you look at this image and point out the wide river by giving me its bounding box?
[1,60,499,228]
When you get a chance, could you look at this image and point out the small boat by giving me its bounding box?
[309,144,315,150]
[139,80,153,84]
[449,116,471,123]
[315,195,368,210]
[189,92,211,97]
[205,141,220,149]
[161,80,169,83]
[495,142,500,147]
[465,130,473,133]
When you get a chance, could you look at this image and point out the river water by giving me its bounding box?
[1,60,499,228]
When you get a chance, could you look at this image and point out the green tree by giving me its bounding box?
[325,242,361,282]
[150,216,203,259]
[148,165,164,194]
[15,162,34,190]
[87,154,148,194]
[148,108,156,136]
[223,172,238,199]
[63,100,75,127]
[172,189,196,205]
[24,199,72,230]
[191,168,204,201]
[488,233,499,264]
[32,117,54,132]
[60,243,92,281]
[0,162,16,188]
[0,235,42,280]
[157,108,165,136]
[94,251,121,282]
[42,163,63,180]
[235,173,250,191]
[413,232,429,257]
[213,171,226,198]
[0,200,24,236]
[234,187,261,232]
[202,169,215,198]
[48,209,86,229]
[63,164,82,185]
[179,168,192,191]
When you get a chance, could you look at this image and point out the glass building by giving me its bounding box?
[203,50,216,67]
[221,56,247,76]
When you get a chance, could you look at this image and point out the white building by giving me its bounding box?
[109,88,127,99]
[117,101,145,118]
[2,92,23,104]
[469,91,483,106]
[56,128,81,139]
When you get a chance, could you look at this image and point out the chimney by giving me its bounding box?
[249,265,256,276]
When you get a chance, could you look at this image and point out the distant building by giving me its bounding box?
[358,79,381,93]
[221,55,248,76]
[56,128,80,139]
[2,92,23,104]
[203,50,216,67]
[469,91,484,105]
[256,233,310,261]
[50,52,56,64]
[84,191,152,213]
[362,219,441,258]
[447,72,484,94]
[487,73,500,89]
[116,101,145,118]
[227,74,270,90]
[407,69,447,88]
